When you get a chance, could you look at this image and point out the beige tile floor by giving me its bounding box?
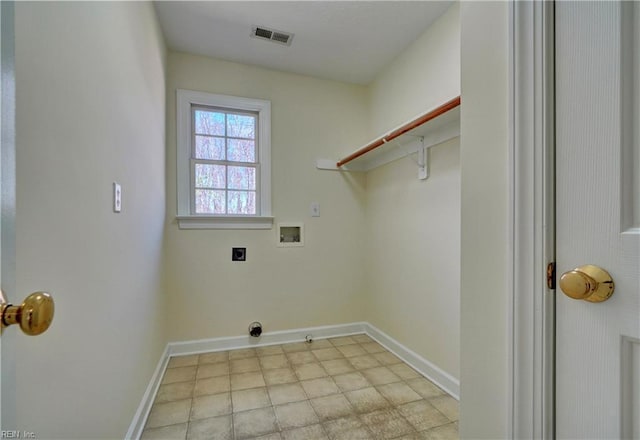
[141,334,459,440]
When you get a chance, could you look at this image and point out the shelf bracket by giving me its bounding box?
[417,137,429,180]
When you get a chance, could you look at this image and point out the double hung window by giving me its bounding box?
[192,106,258,215]
[176,90,272,229]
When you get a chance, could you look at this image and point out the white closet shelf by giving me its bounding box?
[316,96,460,175]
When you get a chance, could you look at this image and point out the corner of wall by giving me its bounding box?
[459,1,511,437]
[360,4,461,382]
[366,2,461,138]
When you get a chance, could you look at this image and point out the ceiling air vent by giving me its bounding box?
[251,26,294,46]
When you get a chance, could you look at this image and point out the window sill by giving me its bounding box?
[176,215,274,230]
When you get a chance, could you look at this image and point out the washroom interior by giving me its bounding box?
[10,1,471,437]
[163,2,461,379]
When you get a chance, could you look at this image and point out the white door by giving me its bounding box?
[556,1,640,438]
[0,0,17,430]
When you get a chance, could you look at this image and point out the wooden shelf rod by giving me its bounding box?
[336,95,461,168]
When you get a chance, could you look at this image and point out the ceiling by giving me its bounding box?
[154,1,453,85]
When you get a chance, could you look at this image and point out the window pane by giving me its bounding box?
[227,191,256,215]
[195,136,225,160]
[195,164,225,189]
[227,114,255,139]
[195,110,225,135]
[195,189,226,214]
[227,139,255,162]
[228,166,256,190]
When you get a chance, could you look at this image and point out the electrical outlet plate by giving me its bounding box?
[232,247,246,261]
[310,202,320,217]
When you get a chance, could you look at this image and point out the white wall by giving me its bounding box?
[164,52,369,341]
[14,2,167,438]
[364,4,461,381]
[163,4,461,388]
[368,4,461,136]
[459,1,511,437]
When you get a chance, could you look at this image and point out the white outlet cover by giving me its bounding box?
[310,202,320,217]
[113,182,122,213]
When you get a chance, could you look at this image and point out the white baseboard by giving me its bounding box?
[167,322,368,356]
[126,321,459,439]
[364,323,460,400]
[125,345,170,440]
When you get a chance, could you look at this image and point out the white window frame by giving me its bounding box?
[176,89,273,229]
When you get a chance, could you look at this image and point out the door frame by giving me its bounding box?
[0,0,16,429]
[510,1,556,438]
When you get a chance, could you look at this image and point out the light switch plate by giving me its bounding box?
[113,182,122,213]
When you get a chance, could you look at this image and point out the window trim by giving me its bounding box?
[176,89,272,229]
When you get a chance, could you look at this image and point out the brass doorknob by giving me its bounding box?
[559,264,614,303]
[0,290,54,335]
